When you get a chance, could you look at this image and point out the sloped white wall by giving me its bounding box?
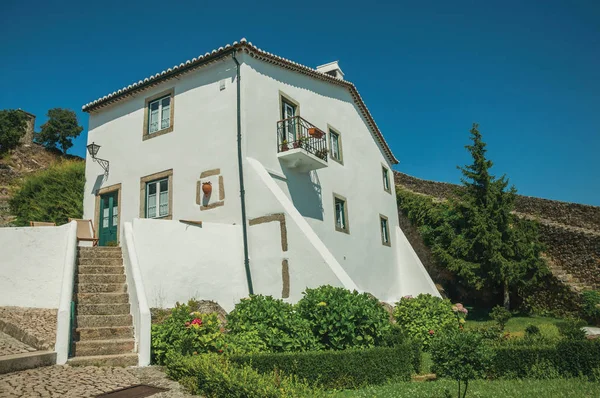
[394,226,441,299]
[132,218,247,312]
[0,224,71,308]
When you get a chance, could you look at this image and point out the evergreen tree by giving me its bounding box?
[431,124,546,309]
[37,108,83,154]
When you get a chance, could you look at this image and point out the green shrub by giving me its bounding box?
[393,294,456,349]
[151,301,224,365]
[222,330,268,355]
[489,306,511,330]
[489,340,600,378]
[526,359,560,379]
[581,290,600,325]
[227,295,320,352]
[538,323,561,344]
[296,286,391,350]
[166,353,319,397]
[9,160,84,226]
[471,325,503,342]
[231,343,420,390]
[430,330,492,398]
[556,318,587,340]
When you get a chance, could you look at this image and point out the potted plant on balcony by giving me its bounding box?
[308,127,324,139]
[280,140,289,152]
[315,148,328,160]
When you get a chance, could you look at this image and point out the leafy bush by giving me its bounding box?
[222,330,268,356]
[165,353,319,397]
[230,343,420,390]
[430,330,492,398]
[9,160,84,226]
[296,286,391,350]
[526,359,560,379]
[0,109,28,153]
[489,306,511,330]
[227,295,319,352]
[393,294,456,349]
[151,301,224,365]
[537,323,561,344]
[556,318,587,340]
[581,290,600,325]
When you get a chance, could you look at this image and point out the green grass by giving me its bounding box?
[329,379,600,397]
[465,315,564,334]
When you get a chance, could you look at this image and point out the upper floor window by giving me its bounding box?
[143,89,175,141]
[149,96,171,134]
[329,128,343,164]
[380,215,390,246]
[382,166,391,193]
[333,194,349,234]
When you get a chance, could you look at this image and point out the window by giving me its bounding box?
[382,166,391,193]
[333,194,349,233]
[148,96,171,134]
[146,178,169,218]
[329,128,343,163]
[140,169,173,219]
[143,89,174,141]
[380,215,391,246]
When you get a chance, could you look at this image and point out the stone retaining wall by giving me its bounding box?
[395,171,600,292]
[394,172,600,232]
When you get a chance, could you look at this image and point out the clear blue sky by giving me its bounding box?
[1,1,598,205]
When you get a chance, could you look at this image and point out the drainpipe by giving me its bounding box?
[232,50,254,295]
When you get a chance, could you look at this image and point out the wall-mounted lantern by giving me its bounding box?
[86,142,109,175]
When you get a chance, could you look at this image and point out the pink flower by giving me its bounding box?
[185,321,190,327]
[403,295,413,299]
[429,329,435,335]
[191,318,203,326]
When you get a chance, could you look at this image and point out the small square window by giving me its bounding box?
[329,129,343,163]
[382,166,391,193]
[380,215,391,246]
[333,194,349,234]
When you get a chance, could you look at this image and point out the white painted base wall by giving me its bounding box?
[132,218,248,312]
[0,224,72,308]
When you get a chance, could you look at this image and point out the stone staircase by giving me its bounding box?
[68,247,137,366]
[543,253,595,293]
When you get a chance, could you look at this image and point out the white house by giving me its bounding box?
[80,38,438,310]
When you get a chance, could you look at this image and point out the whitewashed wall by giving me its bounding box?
[0,224,70,308]
[241,56,404,301]
[84,59,243,232]
[131,218,248,312]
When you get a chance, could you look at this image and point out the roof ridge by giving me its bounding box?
[82,38,398,164]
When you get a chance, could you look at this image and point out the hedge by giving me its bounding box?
[230,343,420,390]
[489,340,600,378]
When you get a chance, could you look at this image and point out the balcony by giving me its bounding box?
[277,116,328,171]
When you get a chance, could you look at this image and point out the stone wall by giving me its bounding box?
[18,112,35,146]
[395,171,600,292]
[395,172,600,232]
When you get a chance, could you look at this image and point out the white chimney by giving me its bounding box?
[316,61,345,80]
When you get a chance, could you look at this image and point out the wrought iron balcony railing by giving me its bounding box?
[277,116,328,162]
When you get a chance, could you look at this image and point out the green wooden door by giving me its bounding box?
[99,191,119,246]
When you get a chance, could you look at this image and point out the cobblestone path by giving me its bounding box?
[0,365,192,398]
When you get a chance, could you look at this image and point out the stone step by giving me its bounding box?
[75,326,133,341]
[78,258,123,266]
[76,314,132,328]
[76,283,127,293]
[78,250,122,259]
[75,293,129,305]
[72,339,135,356]
[78,265,124,274]
[77,303,130,315]
[79,247,122,252]
[77,274,126,284]
[67,353,138,367]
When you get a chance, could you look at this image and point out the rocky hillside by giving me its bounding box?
[395,172,600,295]
[0,144,79,227]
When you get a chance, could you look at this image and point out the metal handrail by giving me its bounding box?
[277,116,328,161]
